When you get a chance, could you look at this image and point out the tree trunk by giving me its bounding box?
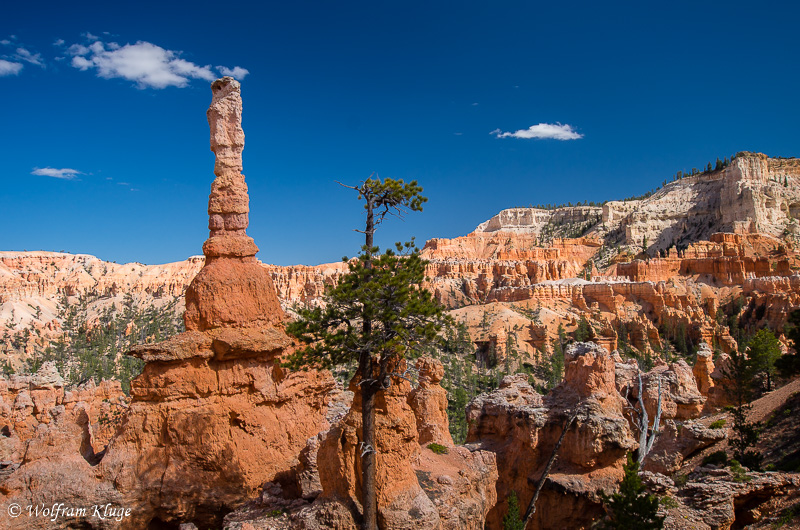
[360,195,378,529]
[523,410,578,525]
[360,366,378,529]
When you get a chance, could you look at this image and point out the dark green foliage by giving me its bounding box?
[574,316,593,343]
[534,339,564,393]
[729,405,763,471]
[286,242,445,370]
[672,322,690,356]
[776,451,800,473]
[502,491,525,530]
[427,442,448,455]
[702,450,728,466]
[598,454,665,529]
[746,329,782,391]
[2,361,14,376]
[774,503,800,528]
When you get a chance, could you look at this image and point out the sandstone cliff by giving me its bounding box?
[474,153,800,252]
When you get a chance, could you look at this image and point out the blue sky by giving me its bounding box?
[2,1,798,266]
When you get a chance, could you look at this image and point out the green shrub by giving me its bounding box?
[729,459,752,483]
[427,443,448,455]
[702,451,728,467]
[672,473,688,488]
[659,496,679,509]
[709,419,726,429]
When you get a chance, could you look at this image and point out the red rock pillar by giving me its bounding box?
[184,77,285,331]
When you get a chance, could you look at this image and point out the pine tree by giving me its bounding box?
[599,453,665,529]
[286,176,445,530]
[724,346,763,470]
[550,337,565,386]
[746,329,781,391]
[575,316,593,342]
[502,491,525,530]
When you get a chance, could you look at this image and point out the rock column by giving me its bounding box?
[184,76,285,331]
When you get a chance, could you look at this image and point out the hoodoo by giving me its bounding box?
[0,78,336,529]
[184,76,285,332]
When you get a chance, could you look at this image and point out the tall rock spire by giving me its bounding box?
[203,76,258,259]
[184,77,284,330]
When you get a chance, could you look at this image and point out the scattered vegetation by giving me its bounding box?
[598,453,665,529]
[427,442,448,455]
[747,329,782,391]
[3,292,183,394]
[709,419,726,429]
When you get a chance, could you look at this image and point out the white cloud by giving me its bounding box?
[217,65,249,79]
[0,59,23,76]
[71,56,92,69]
[66,38,217,89]
[68,43,90,56]
[492,123,583,140]
[14,47,43,66]
[1,39,44,71]
[53,39,65,46]
[31,167,82,180]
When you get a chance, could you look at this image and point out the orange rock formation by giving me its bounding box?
[1,78,336,529]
